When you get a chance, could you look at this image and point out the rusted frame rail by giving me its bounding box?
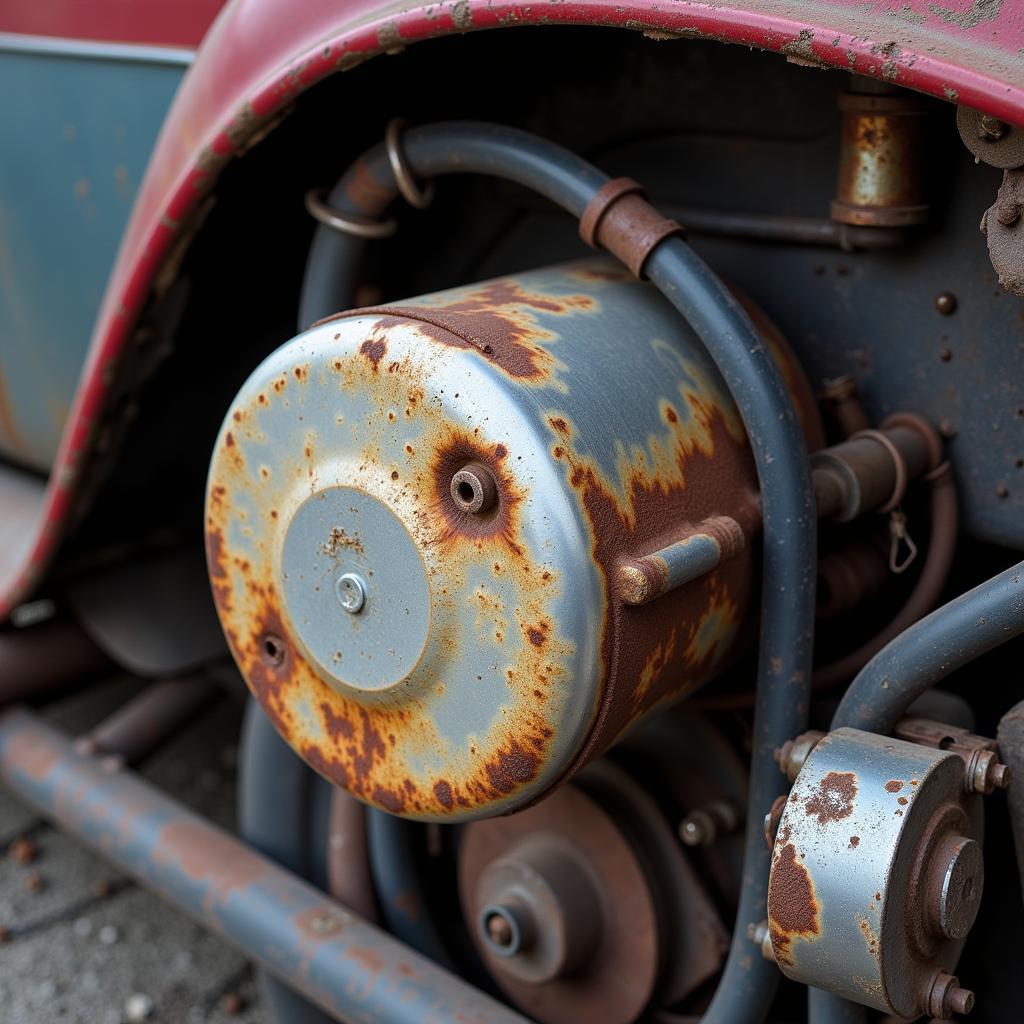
[0,706,529,1024]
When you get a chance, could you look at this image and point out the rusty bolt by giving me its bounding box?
[335,572,368,615]
[747,920,776,963]
[935,292,958,316]
[481,904,527,957]
[679,801,740,847]
[996,483,1011,500]
[924,970,974,1018]
[763,795,788,850]
[9,836,38,865]
[965,748,1011,794]
[486,911,515,949]
[978,114,1008,141]
[451,462,498,514]
[261,633,286,666]
[221,992,246,1015]
[775,731,825,782]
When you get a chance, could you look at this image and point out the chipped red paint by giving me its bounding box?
[3,0,1024,626]
[0,1,226,49]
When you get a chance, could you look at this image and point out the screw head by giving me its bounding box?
[480,904,526,957]
[979,114,1008,141]
[935,291,958,315]
[335,572,368,614]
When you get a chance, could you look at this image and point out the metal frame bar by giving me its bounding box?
[0,706,529,1024]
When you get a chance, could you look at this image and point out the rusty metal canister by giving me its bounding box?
[831,86,928,228]
[206,259,821,821]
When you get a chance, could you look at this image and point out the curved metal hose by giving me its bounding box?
[302,121,817,1024]
[832,558,1024,735]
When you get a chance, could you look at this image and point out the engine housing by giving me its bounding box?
[205,259,821,820]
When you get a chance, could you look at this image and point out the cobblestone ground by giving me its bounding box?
[0,676,266,1024]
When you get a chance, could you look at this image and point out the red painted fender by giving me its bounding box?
[3,0,1024,618]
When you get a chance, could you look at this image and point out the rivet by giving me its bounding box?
[335,572,368,614]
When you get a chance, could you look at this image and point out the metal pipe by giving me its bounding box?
[617,516,745,606]
[832,559,1024,735]
[997,702,1024,901]
[0,707,530,1024]
[304,120,819,1024]
[74,675,218,766]
[808,986,867,1024]
[664,206,909,251]
[815,462,958,688]
[0,618,109,705]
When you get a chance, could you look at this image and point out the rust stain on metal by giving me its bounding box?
[768,843,821,967]
[858,915,880,959]
[333,278,597,382]
[323,526,364,556]
[849,835,860,849]
[804,770,858,823]
[359,337,387,371]
[885,779,904,792]
[3,728,62,781]
[153,820,270,909]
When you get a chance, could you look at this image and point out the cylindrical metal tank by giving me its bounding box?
[205,259,822,821]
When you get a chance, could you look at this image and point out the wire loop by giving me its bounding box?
[304,188,397,239]
[385,119,434,209]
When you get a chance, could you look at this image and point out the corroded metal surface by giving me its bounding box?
[205,259,820,820]
[0,706,531,1024]
[831,89,927,227]
[767,727,983,1018]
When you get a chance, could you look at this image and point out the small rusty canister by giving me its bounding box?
[768,728,983,1018]
[831,85,928,228]
[206,259,821,820]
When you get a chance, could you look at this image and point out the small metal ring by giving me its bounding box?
[922,459,953,484]
[304,188,397,239]
[852,428,907,514]
[385,119,434,209]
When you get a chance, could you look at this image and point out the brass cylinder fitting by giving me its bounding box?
[831,86,928,228]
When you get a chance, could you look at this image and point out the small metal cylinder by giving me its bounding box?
[831,88,928,228]
[767,728,982,1018]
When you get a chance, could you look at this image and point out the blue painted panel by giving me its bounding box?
[0,51,183,470]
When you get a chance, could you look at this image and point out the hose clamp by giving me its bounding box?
[304,188,397,239]
[385,118,435,209]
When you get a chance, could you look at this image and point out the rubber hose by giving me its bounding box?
[832,559,1024,735]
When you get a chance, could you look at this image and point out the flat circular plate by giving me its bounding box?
[281,486,430,692]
